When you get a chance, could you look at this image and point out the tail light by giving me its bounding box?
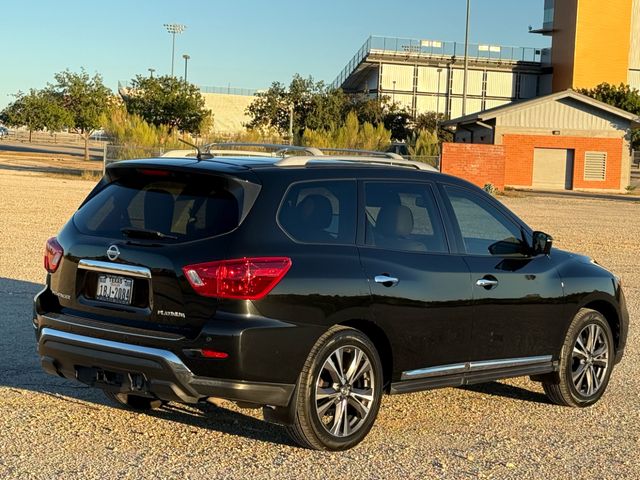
[183,257,292,300]
[44,237,63,273]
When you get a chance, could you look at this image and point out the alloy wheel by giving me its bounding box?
[572,324,609,397]
[314,345,375,437]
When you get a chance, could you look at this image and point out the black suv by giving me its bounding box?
[35,146,629,450]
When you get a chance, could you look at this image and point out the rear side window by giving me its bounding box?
[278,180,356,244]
[74,173,244,242]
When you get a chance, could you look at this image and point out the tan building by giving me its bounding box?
[532,0,640,91]
[200,87,257,135]
[333,35,550,119]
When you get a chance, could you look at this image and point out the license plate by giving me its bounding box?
[96,274,133,305]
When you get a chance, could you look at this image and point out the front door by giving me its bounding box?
[439,184,566,362]
[357,181,473,379]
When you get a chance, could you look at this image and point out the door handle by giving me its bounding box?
[476,277,498,289]
[374,275,399,287]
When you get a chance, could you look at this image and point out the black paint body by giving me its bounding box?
[34,157,629,409]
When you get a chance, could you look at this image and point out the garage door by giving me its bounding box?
[532,148,574,190]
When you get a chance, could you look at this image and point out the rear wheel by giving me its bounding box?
[286,326,383,451]
[103,391,165,410]
[543,308,614,407]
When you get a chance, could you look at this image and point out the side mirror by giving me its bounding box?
[532,231,553,256]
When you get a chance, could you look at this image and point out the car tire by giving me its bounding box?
[286,326,383,451]
[103,391,166,410]
[543,308,614,407]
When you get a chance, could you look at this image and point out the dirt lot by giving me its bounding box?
[0,169,638,479]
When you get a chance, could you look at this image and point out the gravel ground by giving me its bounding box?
[0,169,638,479]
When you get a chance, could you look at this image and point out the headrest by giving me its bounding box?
[297,194,333,229]
[377,204,414,237]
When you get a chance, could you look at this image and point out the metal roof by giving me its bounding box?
[442,89,640,127]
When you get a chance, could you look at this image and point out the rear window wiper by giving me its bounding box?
[121,227,178,240]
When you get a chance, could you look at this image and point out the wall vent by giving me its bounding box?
[584,151,607,181]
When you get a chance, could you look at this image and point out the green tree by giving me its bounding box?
[0,89,72,141]
[246,74,347,140]
[579,83,640,149]
[123,75,212,136]
[48,70,112,160]
[414,111,453,143]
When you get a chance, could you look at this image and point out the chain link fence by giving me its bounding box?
[103,145,169,171]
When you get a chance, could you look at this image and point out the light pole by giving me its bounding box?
[164,23,187,77]
[182,54,190,81]
[462,0,470,115]
[148,68,155,79]
[392,80,397,104]
[436,68,443,132]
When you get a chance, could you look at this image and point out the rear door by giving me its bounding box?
[357,180,473,380]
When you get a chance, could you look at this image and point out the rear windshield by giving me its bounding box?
[74,173,243,241]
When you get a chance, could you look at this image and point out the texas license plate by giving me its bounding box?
[96,274,133,305]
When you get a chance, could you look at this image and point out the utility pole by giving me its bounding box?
[288,105,294,146]
[164,23,187,77]
[462,0,470,116]
[436,68,443,132]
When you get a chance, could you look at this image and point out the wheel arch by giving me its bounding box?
[581,300,621,352]
[339,319,393,391]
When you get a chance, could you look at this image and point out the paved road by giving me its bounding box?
[0,139,105,160]
[0,170,638,479]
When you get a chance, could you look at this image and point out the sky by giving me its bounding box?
[0,0,549,108]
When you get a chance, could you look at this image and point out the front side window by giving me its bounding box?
[444,185,524,256]
[364,182,447,253]
[278,180,356,244]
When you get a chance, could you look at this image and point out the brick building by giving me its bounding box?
[440,90,639,193]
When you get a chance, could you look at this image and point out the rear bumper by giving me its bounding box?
[37,327,295,407]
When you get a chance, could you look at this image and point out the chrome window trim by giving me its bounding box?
[401,355,553,381]
[77,259,152,279]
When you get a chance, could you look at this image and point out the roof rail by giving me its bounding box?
[317,148,404,160]
[203,143,322,156]
[275,155,437,171]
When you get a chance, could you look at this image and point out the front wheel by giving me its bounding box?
[543,308,614,407]
[286,326,383,451]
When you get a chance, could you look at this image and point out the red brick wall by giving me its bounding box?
[440,135,625,191]
[440,143,506,189]
[502,134,623,190]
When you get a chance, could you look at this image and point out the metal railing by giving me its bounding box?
[332,35,543,88]
[198,86,258,96]
[117,81,259,97]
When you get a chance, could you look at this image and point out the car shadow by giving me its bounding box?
[461,381,551,405]
[0,276,294,447]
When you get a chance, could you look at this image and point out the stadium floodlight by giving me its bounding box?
[164,23,187,77]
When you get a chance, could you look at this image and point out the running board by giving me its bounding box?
[390,356,557,395]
